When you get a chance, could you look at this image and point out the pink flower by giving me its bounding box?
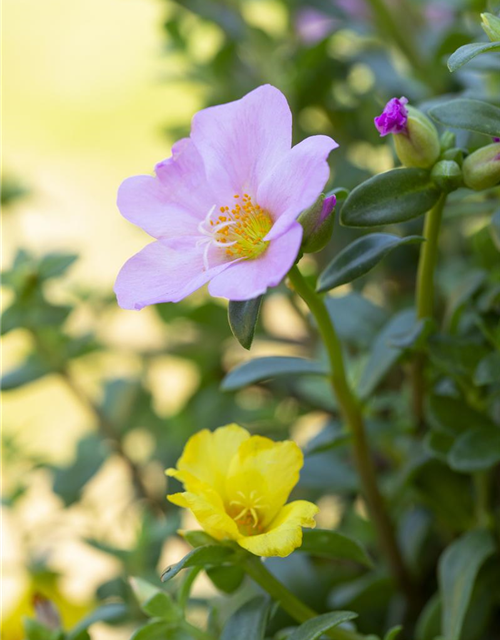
[115,85,338,309]
[374,97,409,137]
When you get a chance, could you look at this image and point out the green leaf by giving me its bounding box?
[206,565,244,593]
[181,530,218,548]
[325,292,387,349]
[161,545,237,583]
[474,351,500,385]
[429,99,500,138]
[447,42,500,72]
[358,309,415,398]
[491,209,500,251]
[384,626,403,640]
[427,395,494,435]
[448,427,500,472]
[130,620,178,640]
[288,611,358,640]
[23,619,62,640]
[415,593,441,640]
[340,169,440,227]
[304,422,350,455]
[298,530,373,568]
[221,357,327,392]
[221,596,270,640]
[52,435,109,506]
[439,529,496,640]
[130,578,180,621]
[67,603,127,639]
[318,234,424,292]
[38,253,78,280]
[1,354,52,390]
[228,296,263,350]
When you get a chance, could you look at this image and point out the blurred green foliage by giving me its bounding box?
[2,0,500,639]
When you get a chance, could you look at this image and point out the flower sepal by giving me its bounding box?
[298,193,337,253]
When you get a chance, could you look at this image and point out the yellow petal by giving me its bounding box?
[237,500,318,557]
[173,424,250,498]
[167,490,240,541]
[226,436,304,526]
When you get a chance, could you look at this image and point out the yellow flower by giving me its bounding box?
[166,424,318,558]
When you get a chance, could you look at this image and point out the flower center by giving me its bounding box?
[228,490,267,536]
[197,194,273,270]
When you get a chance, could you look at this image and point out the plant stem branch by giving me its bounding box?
[288,266,414,601]
[243,556,364,640]
[412,194,447,426]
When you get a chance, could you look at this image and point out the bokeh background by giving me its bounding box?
[3,0,500,639]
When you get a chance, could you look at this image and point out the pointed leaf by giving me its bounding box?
[340,169,440,227]
[221,596,270,640]
[288,611,358,640]
[439,530,496,640]
[221,357,327,392]
[228,296,263,350]
[448,42,500,72]
[429,99,500,138]
[161,545,237,583]
[299,530,373,568]
[318,234,424,292]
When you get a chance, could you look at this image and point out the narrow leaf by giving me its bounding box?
[429,99,500,138]
[221,596,270,640]
[288,611,358,640]
[318,234,423,292]
[439,529,496,640]
[340,169,440,227]
[161,545,236,583]
[228,296,263,350]
[299,530,373,568]
[448,42,500,72]
[221,357,327,392]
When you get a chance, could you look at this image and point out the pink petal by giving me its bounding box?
[117,139,214,240]
[114,240,231,310]
[207,222,303,300]
[191,85,292,203]
[258,134,338,241]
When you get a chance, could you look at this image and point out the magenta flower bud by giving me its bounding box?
[494,137,500,143]
[375,98,440,169]
[374,97,409,136]
[299,193,336,253]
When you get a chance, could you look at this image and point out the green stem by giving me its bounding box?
[181,621,217,640]
[179,566,203,611]
[288,266,414,601]
[412,194,447,427]
[243,556,364,640]
[416,194,446,320]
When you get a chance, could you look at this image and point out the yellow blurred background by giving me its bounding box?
[3,0,205,637]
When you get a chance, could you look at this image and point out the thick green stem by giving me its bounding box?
[288,266,414,601]
[179,566,203,611]
[412,194,447,426]
[243,556,364,640]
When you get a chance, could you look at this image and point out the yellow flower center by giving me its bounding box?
[197,194,273,268]
[228,490,267,536]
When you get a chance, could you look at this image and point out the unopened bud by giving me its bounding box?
[481,13,500,42]
[374,98,440,169]
[431,160,463,192]
[463,143,500,191]
[33,594,61,631]
[298,194,336,253]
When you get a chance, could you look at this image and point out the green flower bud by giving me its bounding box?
[431,160,463,193]
[440,131,456,153]
[393,106,440,169]
[481,13,500,42]
[463,143,500,191]
[298,193,336,253]
[442,147,464,166]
